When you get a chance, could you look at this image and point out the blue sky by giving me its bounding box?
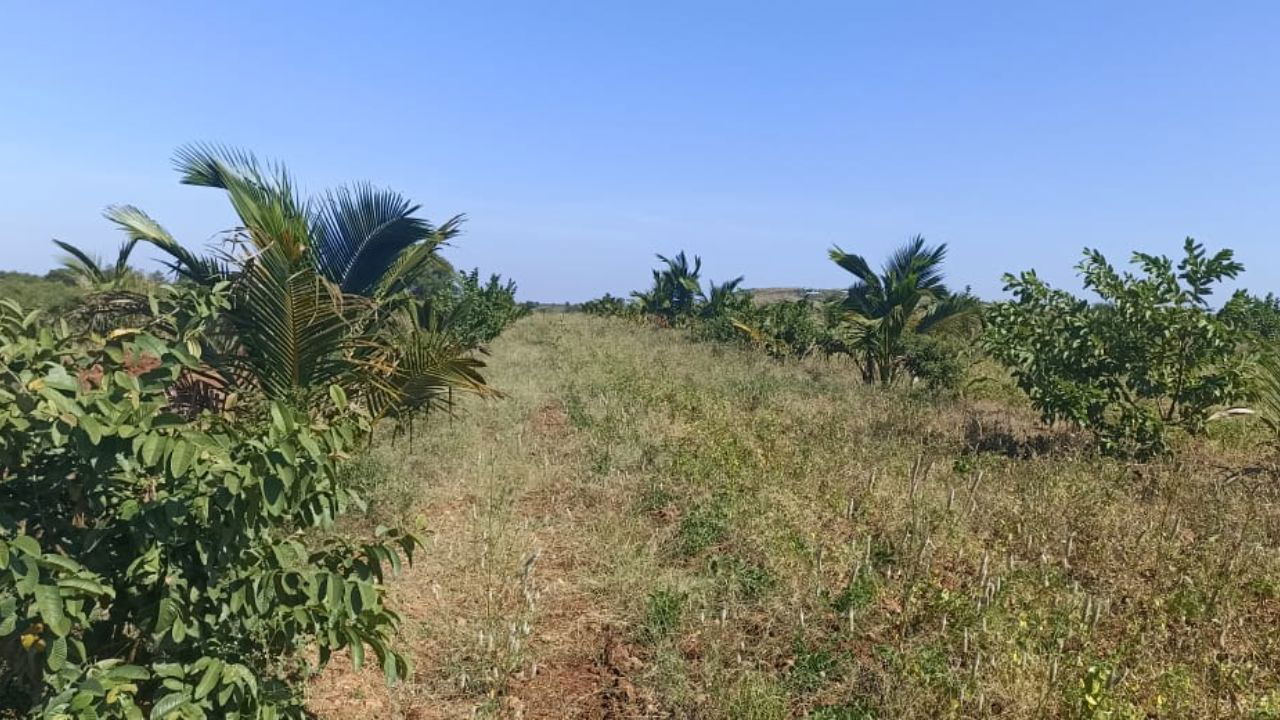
[2,1,1278,301]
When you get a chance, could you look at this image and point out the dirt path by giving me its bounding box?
[307,321,643,719]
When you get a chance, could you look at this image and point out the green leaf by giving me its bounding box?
[0,541,9,570]
[383,653,398,687]
[262,475,285,513]
[155,597,178,635]
[81,415,105,445]
[40,553,84,574]
[43,364,80,392]
[140,434,162,466]
[329,384,348,410]
[107,665,151,681]
[149,691,189,720]
[277,438,297,466]
[58,576,114,597]
[347,630,365,670]
[46,635,67,671]
[15,559,38,594]
[169,440,196,477]
[12,534,40,557]
[193,658,223,700]
[35,584,70,636]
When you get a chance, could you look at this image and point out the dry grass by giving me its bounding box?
[308,314,1280,719]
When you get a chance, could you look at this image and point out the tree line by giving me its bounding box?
[583,236,1280,457]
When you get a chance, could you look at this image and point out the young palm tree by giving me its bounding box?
[830,235,979,385]
[634,251,705,320]
[104,144,490,415]
[700,276,747,319]
[53,237,143,291]
[49,237,159,330]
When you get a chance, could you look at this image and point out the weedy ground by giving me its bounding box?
[308,314,1280,719]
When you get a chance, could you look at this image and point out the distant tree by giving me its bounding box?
[634,252,705,321]
[0,271,81,311]
[52,237,147,292]
[1219,290,1280,341]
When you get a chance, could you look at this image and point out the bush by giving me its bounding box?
[1219,290,1280,342]
[901,334,967,392]
[0,271,81,313]
[0,292,416,718]
[985,239,1251,457]
[580,293,635,318]
[427,269,530,348]
[729,300,828,358]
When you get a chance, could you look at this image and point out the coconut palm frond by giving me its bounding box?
[311,184,442,295]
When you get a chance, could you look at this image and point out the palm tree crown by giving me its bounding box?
[830,235,979,384]
[101,144,488,416]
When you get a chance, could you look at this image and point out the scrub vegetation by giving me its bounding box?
[3,150,1279,719]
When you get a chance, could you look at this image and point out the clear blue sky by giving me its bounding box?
[2,2,1278,301]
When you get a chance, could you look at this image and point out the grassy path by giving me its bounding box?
[310,314,1280,719]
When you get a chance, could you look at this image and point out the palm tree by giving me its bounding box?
[53,237,143,291]
[634,251,704,320]
[829,235,979,385]
[49,237,159,330]
[105,143,490,415]
[699,276,748,319]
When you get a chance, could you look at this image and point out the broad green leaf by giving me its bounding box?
[329,384,348,410]
[12,534,40,557]
[169,440,196,477]
[81,415,105,444]
[35,584,70,636]
[46,635,67,671]
[262,475,285,513]
[383,653,398,686]
[107,665,151,681]
[40,553,84,574]
[155,597,178,635]
[193,658,223,700]
[140,433,162,465]
[148,691,189,720]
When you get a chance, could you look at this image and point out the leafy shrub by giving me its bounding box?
[580,293,635,318]
[1219,290,1280,342]
[900,334,967,392]
[986,239,1251,457]
[0,292,417,718]
[426,269,530,348]
[729,300,828,358]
